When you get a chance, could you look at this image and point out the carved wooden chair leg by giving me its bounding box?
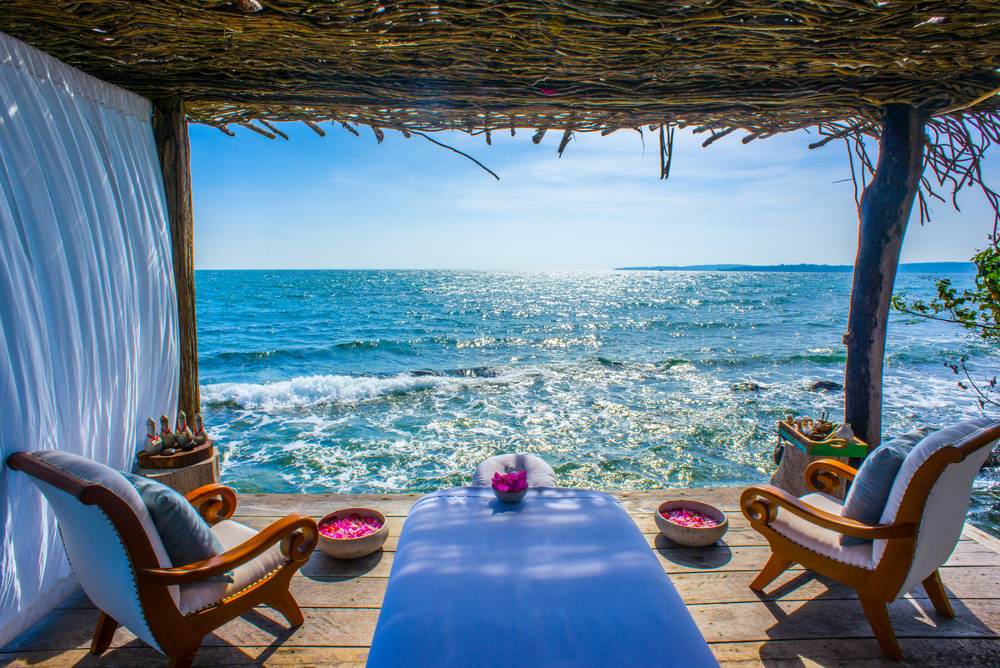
[859,595,902,661]
[922,570,955,618]
[749,552,794,593]
[269,589,304,627]
[89,612,118,656]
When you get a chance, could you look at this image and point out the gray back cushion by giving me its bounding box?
[839,427,930,545]
[123,473,232,581]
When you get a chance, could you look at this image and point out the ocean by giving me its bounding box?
[197,269,1000,534]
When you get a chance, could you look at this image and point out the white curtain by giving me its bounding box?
[0,32,179,646]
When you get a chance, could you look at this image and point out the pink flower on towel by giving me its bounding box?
[492,470,528,493]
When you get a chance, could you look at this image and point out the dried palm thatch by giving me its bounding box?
[2,0,999,135]
[3,1,1000,207]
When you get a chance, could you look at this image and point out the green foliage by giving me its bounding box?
[891,245,1000,339]
[893,244,1000,415]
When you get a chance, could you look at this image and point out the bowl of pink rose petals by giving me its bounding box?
[317,508,388,560]
[492,470,528,504]
[654,499,728,547]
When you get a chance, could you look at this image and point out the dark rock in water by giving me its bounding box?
[732,381,765,392]
[452,366,502,378]
[410,369,443,377]
[809,380,843,392]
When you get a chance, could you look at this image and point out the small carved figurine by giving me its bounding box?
[160,414,176,450]
[144,417,162,455]
[180,423,195,451]
[175,411,191,449]
[192,413,208,446]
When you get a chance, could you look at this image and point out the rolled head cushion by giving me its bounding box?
[123,473,233,582]
[839,427,930,546]
[472,453,558,488]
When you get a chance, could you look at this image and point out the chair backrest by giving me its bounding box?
[7,451,180,651]
[873,420,1000,597]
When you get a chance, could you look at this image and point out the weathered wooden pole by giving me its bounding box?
[844,104,926,447]
[152,97,200,419]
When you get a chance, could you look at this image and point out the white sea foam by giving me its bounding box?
[202,370,523,410]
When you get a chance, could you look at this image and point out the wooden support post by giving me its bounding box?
[844,104,925,447]
[153,97,200,419]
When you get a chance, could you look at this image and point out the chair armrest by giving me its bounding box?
[138,514,318,585]
[185,484,238,525]
[741,485,915,541]
[805,459,858,495]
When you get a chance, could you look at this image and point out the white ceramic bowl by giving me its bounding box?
[654,499,728,547]
[317,507,389,560]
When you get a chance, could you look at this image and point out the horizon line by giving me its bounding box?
[192,260,975,272]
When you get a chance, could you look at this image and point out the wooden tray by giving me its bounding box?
[137,440,214,469]
[777,420,868,458]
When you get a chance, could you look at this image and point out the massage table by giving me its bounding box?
[367,487,718,667]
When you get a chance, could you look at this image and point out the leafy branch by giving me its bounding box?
[891,244,1000,338]
[893,245,1000,421]
[946,356,1000,413]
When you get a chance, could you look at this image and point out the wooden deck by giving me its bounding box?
[3,487,1000,666]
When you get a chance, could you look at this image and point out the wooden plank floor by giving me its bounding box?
[3,487,1000,666]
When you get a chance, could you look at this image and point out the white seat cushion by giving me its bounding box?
[178,519,289,615]
[472,453,558,487]
[770,492,874,570]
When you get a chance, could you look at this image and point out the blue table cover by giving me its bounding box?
[367,487,718,667]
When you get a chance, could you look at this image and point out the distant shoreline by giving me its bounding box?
[615,262,974,273]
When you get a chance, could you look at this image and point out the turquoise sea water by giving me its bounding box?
[197,270,1000,533]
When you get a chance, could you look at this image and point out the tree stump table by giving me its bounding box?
[135,441,219,496]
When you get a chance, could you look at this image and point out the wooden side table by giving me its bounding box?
[135,447,220,496]
[771,419,868,499]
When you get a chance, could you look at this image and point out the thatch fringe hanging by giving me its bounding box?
[340,122,360,137]
[557,130,573,157]
[258,119,288,140]
[237,121,275,139]
[702,127,735,148]
[303,120,325,137]
[410,131,499,180]
[659,124,675,180]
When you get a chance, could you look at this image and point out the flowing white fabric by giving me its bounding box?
[0,31,178,647]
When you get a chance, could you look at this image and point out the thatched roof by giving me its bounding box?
[3,1,999,135]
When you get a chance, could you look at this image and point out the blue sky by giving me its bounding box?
[189,123,999,270]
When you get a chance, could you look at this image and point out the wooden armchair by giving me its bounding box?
[7,450,318,667]
[741,422,1000,660]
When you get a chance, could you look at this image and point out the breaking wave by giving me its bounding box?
[202,367,514,410]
